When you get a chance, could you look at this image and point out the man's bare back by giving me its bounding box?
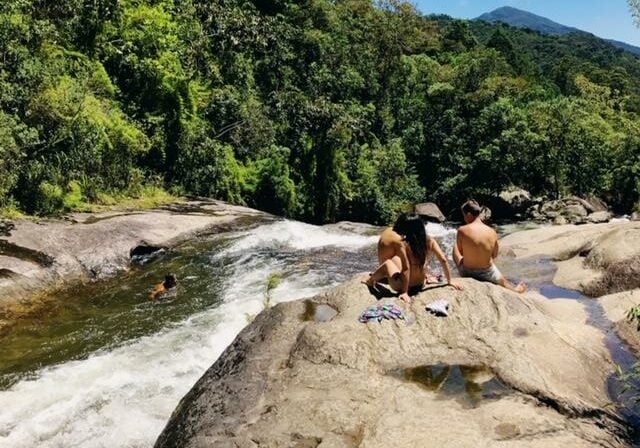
[453,200,526,293]
[456,220,497,270]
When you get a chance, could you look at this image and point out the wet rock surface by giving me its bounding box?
[155,278,628,448]
[0,200,268,330]
[500,222,640,295]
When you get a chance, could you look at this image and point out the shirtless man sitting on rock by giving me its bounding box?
[453,200,526,293]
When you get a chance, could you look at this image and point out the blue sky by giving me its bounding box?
[413,0,640,46]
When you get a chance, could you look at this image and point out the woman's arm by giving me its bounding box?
[430,238,463,291]
[395,241,411,302]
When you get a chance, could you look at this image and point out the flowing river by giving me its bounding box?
[0,218,455,447]
[0,217,637,447]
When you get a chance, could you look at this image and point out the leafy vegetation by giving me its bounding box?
[245,272,282,323]
[264,273,282,309]
[628,305,640,331]
[1,0,639,223]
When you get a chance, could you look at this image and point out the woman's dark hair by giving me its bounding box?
[392,213,427,266]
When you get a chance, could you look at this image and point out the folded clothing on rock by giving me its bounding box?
[358,303,405,323]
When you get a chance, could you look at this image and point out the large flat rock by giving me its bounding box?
[155,277,628,448]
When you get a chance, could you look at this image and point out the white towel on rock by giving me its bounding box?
[426,299,450,317]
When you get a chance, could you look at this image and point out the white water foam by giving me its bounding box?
[425,222,457,257]
[219,219,379,253]
[0,220,379,448]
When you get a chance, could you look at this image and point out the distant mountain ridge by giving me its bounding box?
[476,6,640,56]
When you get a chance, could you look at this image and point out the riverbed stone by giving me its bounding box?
[585,223,640,268]
[155,277,628,448]
[553,215,568,225]
[498,188,531,211]
[587,211,612,224]
[530,197,608,224]
[487,188,532,220]
[0,220,15,237]
[414,202,446,223]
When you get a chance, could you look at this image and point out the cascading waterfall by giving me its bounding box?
[0,219,456,448]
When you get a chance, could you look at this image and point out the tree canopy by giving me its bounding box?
[1,0,639,222]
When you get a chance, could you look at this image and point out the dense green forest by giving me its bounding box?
[1,0,639,223]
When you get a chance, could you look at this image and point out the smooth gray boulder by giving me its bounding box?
[155,277,629,448]
[599,290,640,354]
[414,202,446,223]
[588,211,613,223]
[494,188,532,219]
[498,188,531,209]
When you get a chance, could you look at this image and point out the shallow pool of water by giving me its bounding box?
[301,300,338,322]
[394,364,511,408]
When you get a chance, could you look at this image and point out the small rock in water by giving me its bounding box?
[414,202,446,223]
[553,215,567,225]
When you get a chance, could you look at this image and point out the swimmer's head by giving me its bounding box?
[164,274,178,288]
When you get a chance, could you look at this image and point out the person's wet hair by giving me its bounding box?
[164,274,177,289]
[461,200,482,217]
[392,213,427,266]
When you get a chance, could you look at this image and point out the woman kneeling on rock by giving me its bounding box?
[365,214,463,303]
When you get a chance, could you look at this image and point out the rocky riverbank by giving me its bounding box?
[500,221,640,354]
[155,276,629,447]
[500,222,640,296]
[154,220,640,448]
[0,200,269,333]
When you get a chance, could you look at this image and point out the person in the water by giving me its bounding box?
[149,274,178,301]
[365,213,463,303]
[453,200,526,293]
